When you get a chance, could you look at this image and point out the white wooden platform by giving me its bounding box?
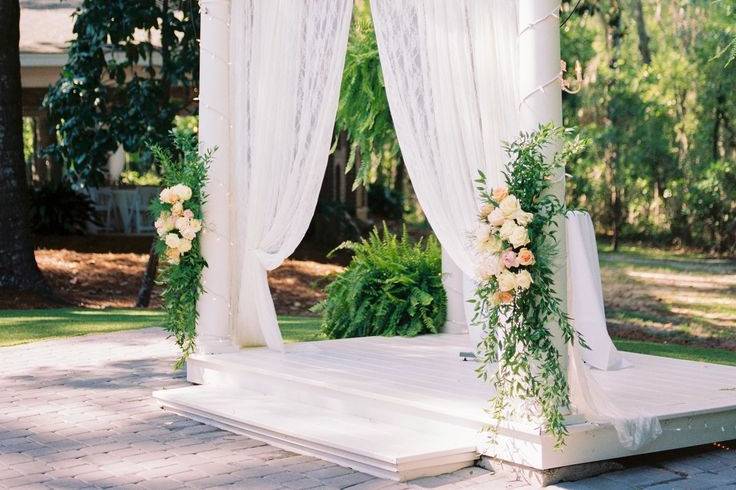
[153,334,736,481]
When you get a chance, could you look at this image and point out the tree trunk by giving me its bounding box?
[136,240,159,307]
[0,0,51,295]
[633,0,652,65]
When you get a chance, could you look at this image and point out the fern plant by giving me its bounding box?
[316,225,446,339]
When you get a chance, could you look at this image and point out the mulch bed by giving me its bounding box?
[1,235,343,315]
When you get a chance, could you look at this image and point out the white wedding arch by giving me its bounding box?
[155,0,736,483]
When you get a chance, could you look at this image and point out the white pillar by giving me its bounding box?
[441,250,468,335]
[517,0,567,371]
[196,0,236,355]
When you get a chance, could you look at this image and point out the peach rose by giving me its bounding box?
[492,186,509,202]
[517,248,535,266]
[492,291,514,305]
[165,247,181,264]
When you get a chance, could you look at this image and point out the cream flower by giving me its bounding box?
[183,209,194,219]
[517,248,535,266]
[514,210,534,226]
[499,219,517,240]
[189,218,202,233]
[171,202,184,216]
[165,247,181,264]
[497,270,517,292]
[155,211,174,237]
[509,226,530,248]
[164,233,181,249]
[171,184,192,202]
[499,195,521,218]
[181,228,196,241]
[492,186,509,202]
[479,204,495,220]
[159,188,175,204]
[177,238,192,253]
[487,207,506,227]
[516,269,533,290]
[477,255,501,280]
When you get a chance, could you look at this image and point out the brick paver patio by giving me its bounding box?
[2,327,736,489]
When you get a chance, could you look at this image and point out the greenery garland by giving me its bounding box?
[471,124,586,447]
[149,132,210,368]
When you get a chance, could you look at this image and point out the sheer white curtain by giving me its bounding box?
[372,0,660,450]
[229,0,352,350]
[370,0,519,278]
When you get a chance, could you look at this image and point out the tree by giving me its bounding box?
[44,0,200,185]
[0,0,51,295]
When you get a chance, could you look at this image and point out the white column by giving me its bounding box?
[441,250,468,335]
[517,0,567,371]
[196,0,236,355]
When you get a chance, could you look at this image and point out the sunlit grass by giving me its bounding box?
[0,308,324,347]
[614,339,736,366]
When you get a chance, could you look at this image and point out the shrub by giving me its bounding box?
[316,225,446,338]
[30,184,98,235]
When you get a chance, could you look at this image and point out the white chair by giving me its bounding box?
[111,188,138,234]
[87,187,115,233]
[133,186,159,234]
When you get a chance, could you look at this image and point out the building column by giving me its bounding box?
[196,0,236,355]
[517,0,567,371]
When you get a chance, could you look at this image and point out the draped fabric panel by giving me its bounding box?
[372,0,660,450]
[370,0,520,278]
[229,0,353,350]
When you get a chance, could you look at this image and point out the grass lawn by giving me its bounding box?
[0,308,325,347]
[599,245,736,350]
[3,307,736,367]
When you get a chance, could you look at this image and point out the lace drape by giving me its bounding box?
[229,0,352,349]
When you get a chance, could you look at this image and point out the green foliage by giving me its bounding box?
[29,184,98,235]
[561,1,736,254]
[316,225,446,339]
[473,125,584,448]
[43,0,200,185]
[149,132,209,368]
[335,5,399,188]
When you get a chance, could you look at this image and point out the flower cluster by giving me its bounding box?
[474,186,536,305]
[154,183,202,265]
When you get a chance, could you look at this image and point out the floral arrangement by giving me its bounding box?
[149,131,211,368]
[155,184,203,265]
[471,124,585,447]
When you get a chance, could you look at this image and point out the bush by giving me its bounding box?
[30,184,98,235]
[316,225,446,338]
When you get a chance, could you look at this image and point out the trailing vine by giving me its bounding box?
[471,124,586,447]
[149,131,210,368]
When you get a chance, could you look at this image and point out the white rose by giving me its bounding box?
[499,219,517,240]
[515,269,533,290]
[178,238,192,253]
[476,255,501,280]
[171,184,192,202]
[164,233,181,249]
[487,207,506,227]
[509,226,530,248]
[499,195,521,218]
[497,270,517,292]
[514,210,533,226]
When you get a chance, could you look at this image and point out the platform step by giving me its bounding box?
[153,385,479,481]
